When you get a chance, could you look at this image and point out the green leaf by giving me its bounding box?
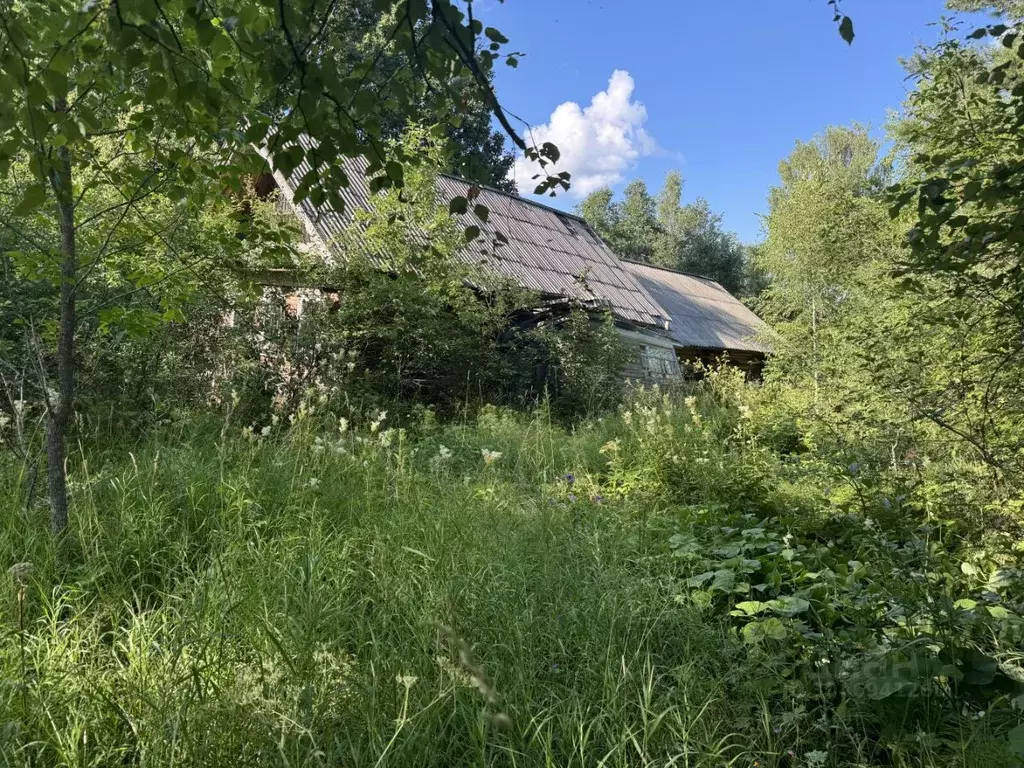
[686,571,715,588]
[14,184,47,215]
[484,27,509,44]
[768,595,810,616]
[741,618,788,644]
[353,89,376,115]
[960,562,980,577]
[385,160,404,186]
[731,601,767,616]
[41,68,69,97]
[962,652,998,686]
[1008,723,1024,757]
[868,676,914,700]
[449,196,468,215]
[369,175,391,194]
[464,225,481,242]
[838,16,854,45]
[146,76,168,102]
[711,569,736,593]
[473,204,489,223]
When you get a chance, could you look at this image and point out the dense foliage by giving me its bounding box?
[2,1,1024,766]
[0,0,544,531]
[2,382,1022,766]
[225,128,630,424]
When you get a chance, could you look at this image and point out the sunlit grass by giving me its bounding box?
[0,394,1017,767]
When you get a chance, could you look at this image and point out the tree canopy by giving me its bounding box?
[576,173,749,295]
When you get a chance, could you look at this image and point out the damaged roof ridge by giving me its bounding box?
[618,258,721,286]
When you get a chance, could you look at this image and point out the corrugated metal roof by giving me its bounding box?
[622,260,771,354]
[262,139,671,328]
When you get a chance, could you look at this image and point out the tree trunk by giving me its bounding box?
[46,141,76,536]
[810,293,820,410]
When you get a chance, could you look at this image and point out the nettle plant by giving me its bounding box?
[670,506,1024,717]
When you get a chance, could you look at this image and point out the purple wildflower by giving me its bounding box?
[564,473,576,485]
[568,493,577,503]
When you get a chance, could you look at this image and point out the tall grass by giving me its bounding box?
[0,394,1018,767]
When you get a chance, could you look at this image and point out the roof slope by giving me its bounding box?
[263,141,670,328]
[622,261,771,354]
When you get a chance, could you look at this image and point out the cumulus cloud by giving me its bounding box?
[512,70,655,199]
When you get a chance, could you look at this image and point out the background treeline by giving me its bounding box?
[576,173,759,296]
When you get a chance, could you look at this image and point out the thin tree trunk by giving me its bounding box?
[46,140,76,535]
[811,294,820,410]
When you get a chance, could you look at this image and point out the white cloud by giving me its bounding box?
[512,70,656,199]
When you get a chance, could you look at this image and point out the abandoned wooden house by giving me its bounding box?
[622,260,770,378]
[253,142,769,382]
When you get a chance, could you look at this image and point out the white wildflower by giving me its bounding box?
[370,411,387,433]
[12,400,25,415]
[260,425,272,438]
[481,449,502,465]
[438,445,452,460]
[8,561,33,585]
[396,674,419,689]
[435,655,473,687]
[307,477,320,489]
[338,417,349,434]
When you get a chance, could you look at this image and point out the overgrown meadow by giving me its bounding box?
[2,379,1022,767]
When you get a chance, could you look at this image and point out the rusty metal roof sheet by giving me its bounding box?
[263,139,671,328]
[622,260,771,354]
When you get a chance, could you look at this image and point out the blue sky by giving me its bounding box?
[480,0,983,243]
